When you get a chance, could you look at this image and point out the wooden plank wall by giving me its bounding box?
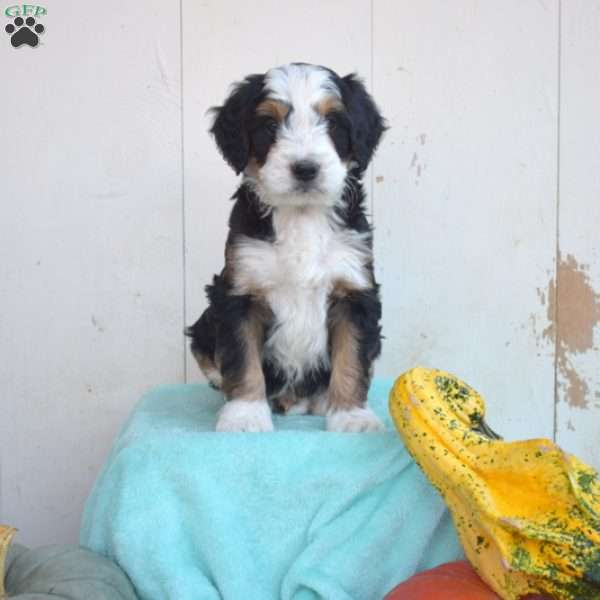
[1,0,598,547]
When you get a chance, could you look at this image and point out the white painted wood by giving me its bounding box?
[182,0,373,381]
[556,1,600,469]
[2,0,598,550]
[0,0,182,546]
[372,0,559,441]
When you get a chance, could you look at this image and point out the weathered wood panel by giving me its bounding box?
[0,0,183,545]
[372,0,559,440]
[555,0,600,468]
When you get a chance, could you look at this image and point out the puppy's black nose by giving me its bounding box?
[291,160,320,182]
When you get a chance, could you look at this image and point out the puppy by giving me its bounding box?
[187,63,386,432]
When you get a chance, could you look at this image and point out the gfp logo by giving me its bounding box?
[4,5,46,47]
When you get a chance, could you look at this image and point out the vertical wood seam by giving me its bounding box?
[180,0,188,383]
[553,0,562,442]
[370,0,375,222]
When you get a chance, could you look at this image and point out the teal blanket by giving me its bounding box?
[81,380,462,600]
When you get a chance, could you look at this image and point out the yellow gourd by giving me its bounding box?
[389,367,600,600]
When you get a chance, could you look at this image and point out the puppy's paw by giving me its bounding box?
[216,399,274,432]
[326,406,385,432]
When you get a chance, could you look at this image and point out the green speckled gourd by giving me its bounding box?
[389,367,600,600]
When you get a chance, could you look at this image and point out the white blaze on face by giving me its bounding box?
[251,64,348,207]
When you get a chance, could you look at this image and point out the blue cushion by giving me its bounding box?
[81,379,462,599]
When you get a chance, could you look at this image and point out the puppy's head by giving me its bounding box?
[210,63,385,208]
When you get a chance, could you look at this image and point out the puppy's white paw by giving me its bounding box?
[216,399,274,432]
[326,406,385,432]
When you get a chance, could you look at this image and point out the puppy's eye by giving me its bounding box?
[264,118,278,134]
[326,115,337,131]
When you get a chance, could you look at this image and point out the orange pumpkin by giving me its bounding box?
[385,561,553,600]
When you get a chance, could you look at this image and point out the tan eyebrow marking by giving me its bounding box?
[256,99,290,122]
[317,96,344,117]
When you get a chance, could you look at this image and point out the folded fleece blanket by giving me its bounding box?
[80,379,462,600]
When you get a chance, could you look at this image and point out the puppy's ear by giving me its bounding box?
[210,74,265,175]
[341,74,386,174]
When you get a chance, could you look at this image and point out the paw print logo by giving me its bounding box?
[5,16,45,48]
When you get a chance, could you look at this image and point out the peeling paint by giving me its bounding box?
[410,150,425,185]
[543,254,600,409]
[556,255,600,353]
[154,41,171,92]
[542,275,556,344]
[91,315,105,333]
[529,313,542,348]
[560,360,590,409]
[536,287,546,306]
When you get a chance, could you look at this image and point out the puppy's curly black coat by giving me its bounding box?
[187,63,386,432]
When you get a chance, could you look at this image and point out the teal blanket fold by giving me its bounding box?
[80,379,462,600]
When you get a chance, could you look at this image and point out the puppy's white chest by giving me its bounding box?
[270,209,335,287]
[233,207,371,381]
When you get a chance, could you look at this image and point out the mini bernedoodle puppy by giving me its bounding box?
[187,63,386,433]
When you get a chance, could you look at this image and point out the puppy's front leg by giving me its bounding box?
[326,294,384,432]
[215,304,273,432]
